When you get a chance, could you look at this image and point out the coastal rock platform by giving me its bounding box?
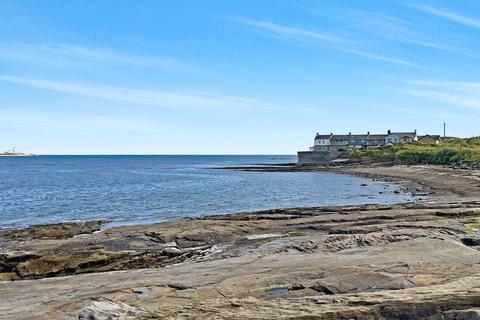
[2,165,480,319]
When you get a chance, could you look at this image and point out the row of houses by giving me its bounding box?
[309,130,440,152]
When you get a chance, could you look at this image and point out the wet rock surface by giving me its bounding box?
[0,220,104,240]
[2,165,480,319]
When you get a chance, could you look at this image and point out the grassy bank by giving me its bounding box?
[348,137,480,165]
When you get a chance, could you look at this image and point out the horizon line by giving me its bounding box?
[4,154,298,156]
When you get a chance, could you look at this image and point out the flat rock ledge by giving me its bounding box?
[2,199,480,319]
[0,220,104,240]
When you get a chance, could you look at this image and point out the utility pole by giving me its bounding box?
[443,122,446,139]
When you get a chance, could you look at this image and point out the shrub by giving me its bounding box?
[347,138,480,165]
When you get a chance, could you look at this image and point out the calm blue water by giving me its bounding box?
[0,155,413,228]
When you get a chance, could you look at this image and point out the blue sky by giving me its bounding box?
[1,0,480,154]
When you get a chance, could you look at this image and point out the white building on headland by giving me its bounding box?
[0,147,35,157]
[298,129,422,164]
[309,130,418,152]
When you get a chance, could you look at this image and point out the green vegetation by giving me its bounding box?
[463,215,480,236]
[465,222,480,236]
[348,137,480,165]
[264,286,289,293]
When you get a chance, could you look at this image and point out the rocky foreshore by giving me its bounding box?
[2,164,480,319]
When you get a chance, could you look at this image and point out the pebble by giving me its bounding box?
[231,300,242,307]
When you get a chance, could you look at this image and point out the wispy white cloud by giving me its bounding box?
[0,42,194,71]
[407,5,480,28]
[336,10,480,60]
[398,79,480,109]
[381,105,467,120]
[234,17,344,43]
[233,17,422,68]
[0,75,282,111]
[399,89,480,109]
[406,79,480,90]
[404,38,480,59]
[348,11,411,35]
[345,49,422,68]
[0,109,161,134]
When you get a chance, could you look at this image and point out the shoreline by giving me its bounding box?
[2,163,480,319]
[220,162,480,199]
[0,165,415,232]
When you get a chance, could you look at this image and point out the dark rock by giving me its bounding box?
[443,308,480,320]
[311,283,337,295]
[145,231,166,243]
[183,233,215,242]
[175,232,221,248]
[167,283,191,290]
[0,221,104,240]
[176,238,207,248]
[14,251,125,279]
[461,237,480,247]
[436,210,480,218]
[0,253,40,272]
[329,228,382,235]
[290,283,305,291]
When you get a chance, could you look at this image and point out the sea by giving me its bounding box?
[0,155,414,229]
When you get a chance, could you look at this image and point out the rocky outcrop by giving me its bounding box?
[0,202,475,280]
[2,165,480,319]
[1,200,480,318]
[0,220,104,240]
[77,300,152,320]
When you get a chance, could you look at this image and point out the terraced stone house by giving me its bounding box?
[310,130,418,152]
[298,130,419,164]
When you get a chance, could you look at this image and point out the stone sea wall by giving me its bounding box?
[297,151,332,165]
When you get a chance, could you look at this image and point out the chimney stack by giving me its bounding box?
[387,129,391,135]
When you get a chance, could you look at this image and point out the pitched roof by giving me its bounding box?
[330,135,351,140]
[315,134,332,139]
[366,134,387,139]
[387,132,416,138]
[419,135,441,140]
[315,131,417,141]
[316,133,387,141]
